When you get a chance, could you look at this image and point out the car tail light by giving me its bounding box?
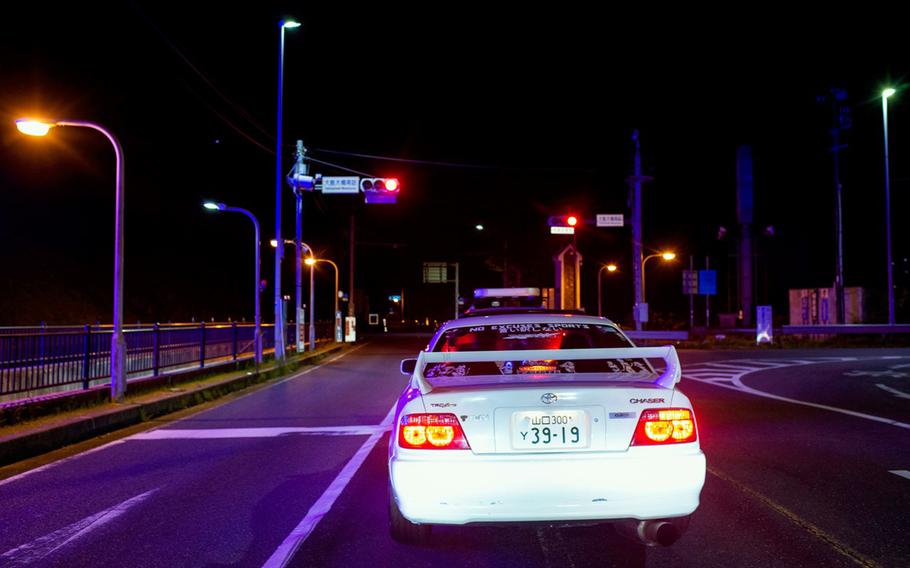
[398,413,471,450]
[632,408,697,445]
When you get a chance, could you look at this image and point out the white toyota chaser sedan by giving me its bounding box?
[388,311,706,546]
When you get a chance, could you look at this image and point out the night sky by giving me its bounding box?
[1,3,908,326]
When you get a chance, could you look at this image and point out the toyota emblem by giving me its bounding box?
[541,393,558,404]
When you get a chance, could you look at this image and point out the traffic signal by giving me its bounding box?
[362,178,400,204]
[548,214,580,234]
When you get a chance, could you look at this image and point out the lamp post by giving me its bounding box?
[882,87,896,325]
[641,252,676,304]
[274,18,301,363]
[272,239,313,349]
[204,202,262,367]
[597,263,618,317]
[17,119,127,402]
[305,257,341,347]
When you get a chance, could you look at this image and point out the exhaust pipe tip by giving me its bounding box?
[614,519,683,547]
[639,520,680,547]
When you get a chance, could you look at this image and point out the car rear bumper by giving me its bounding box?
[390,448,706,525]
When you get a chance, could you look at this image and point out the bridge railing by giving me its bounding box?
[0,321,335,401]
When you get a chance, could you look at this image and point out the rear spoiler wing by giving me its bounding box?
[413,345,681,393]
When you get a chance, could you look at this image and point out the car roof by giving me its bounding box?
[461,307,586,317]
[428,312,624,349]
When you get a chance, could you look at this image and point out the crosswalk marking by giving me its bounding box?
[682,357,910,430]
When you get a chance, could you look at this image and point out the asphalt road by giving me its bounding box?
[0,337,908,568]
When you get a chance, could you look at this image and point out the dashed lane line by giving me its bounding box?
[889,470,910,481]
[0,488,158,566]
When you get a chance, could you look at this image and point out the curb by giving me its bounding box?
[0,344,347,468]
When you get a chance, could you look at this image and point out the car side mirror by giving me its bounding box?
[400,358,417,375]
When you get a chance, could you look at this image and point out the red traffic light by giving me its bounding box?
[385,178,399,191]
[547,215,582,227]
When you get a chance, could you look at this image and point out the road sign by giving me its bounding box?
[321,176,360,194]
[423,262,450,283]
[550,226,575,235]
[683,270,698,294]
[596,214,624,227]
[698,269,717,295]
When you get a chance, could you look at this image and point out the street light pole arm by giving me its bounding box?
[222,206,260,235]
[55,120,126,401]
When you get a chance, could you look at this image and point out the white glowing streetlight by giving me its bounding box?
[882,87,897,324]
[203,201,263,366]
[274,17,302,362]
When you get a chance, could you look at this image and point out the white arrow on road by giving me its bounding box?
[876,383,910,400]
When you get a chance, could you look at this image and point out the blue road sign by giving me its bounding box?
[698,269,717,295]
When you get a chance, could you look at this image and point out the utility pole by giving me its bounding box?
[294,140,307,352]
[705,256,711,327]
[349,214,356,320]
[818,88,851,324]
[454,262,460,320]
[689,255,695,329]
[626,130,651,331]
[736,146,754,327]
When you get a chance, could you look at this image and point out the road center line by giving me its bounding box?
[262,404,397,568]
[708,467,880,568]
[0,488,158,565]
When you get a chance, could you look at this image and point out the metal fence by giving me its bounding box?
[0,321,335,401]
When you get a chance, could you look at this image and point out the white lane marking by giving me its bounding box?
[876,384,910,400]
[683,357,910,430]
[262,404,397,568]
[0,488,157,565]
[0,346,364,489]
[889,470,910,480]
[130,425,391,440]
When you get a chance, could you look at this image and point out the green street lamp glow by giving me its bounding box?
[883,88,896,99]
[203,201,224,211]
[282,20,301,28]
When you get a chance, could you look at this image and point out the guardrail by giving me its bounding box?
[0,321,335,401]
[781,324,910,335]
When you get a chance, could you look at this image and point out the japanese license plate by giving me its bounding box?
[511,410,588,449]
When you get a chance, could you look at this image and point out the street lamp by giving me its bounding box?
[274,238,315,349]
[17,118,127,402]
[641,252,676,304]
[274,17,301,363]
[597,263,619,317]
[305,257,340,344]
[203,201,263,367]
[882,87,897,325]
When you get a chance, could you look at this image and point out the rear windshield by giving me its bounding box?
[432,322,632,352]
